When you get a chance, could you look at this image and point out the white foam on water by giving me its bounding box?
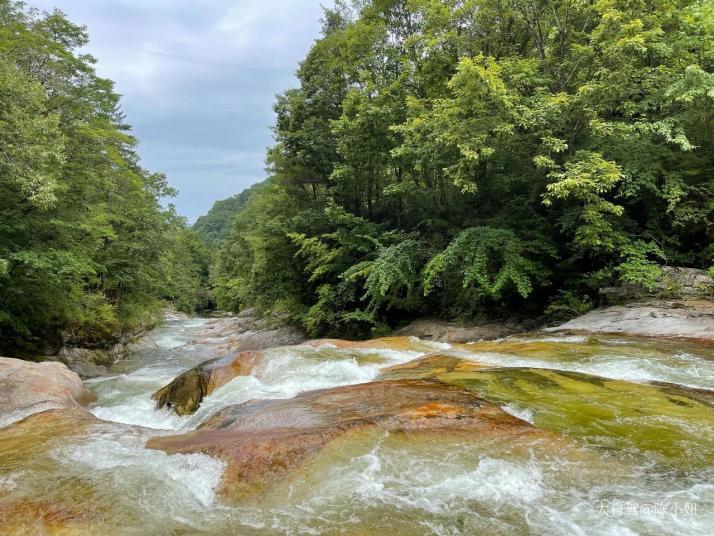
[60,317,714,534]
[502,404,535,424]
[187,353,391,427]
[352,347,425,361]
[457,349,714,390]
[88,365,199,430]
[0,403,64,429]
[53,426,225,513]
[538,335,590,343]
[181,318,210,329]
[408,336,453,351]
[152,333,189,349]
[261,427,714,535]
[184,345,437,427]
[296,434,545,516]
[0,473,18,491]
[91,398,185,430]
[533,472,714,536]
[430,457,544,504]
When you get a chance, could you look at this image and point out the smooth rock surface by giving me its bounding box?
[378,354,714,467]
[394,318,530,343]
[0,357,96,427]
[192,310,305,354]
[547,300,714,343]
[147,380,544,501]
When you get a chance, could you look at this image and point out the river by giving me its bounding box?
[1,316,713,535]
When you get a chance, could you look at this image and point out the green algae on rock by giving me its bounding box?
[380,354,714,468]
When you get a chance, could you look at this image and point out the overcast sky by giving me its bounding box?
[30,0,331,222]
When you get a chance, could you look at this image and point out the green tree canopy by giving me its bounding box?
[0,1,210,355]
[213,0,713,338]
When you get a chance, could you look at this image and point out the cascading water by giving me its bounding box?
[1,317,713,535]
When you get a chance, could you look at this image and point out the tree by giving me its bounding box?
[211,0,713,337]
[0,2,210,355]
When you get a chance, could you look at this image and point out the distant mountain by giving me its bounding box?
[193,181,264,245]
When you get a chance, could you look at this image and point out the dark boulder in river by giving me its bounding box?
[151,349,265,416]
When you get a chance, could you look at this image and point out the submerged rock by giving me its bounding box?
[547,299,714,344]
[379,353,489,380]
[0,409,147,535]
[0,408,99,465]
[147,380,544,501]
[0,357,96,427]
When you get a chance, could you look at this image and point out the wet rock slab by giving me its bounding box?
[379,354,714,468]
[192,310,306,354]
[151,336,448,416]
[147,379,544,501]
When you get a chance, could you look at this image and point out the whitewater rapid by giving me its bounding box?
[3,317,713,535]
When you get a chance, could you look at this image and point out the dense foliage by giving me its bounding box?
[193,182,264,245]
[214,0,714,337]
[0,2,209,355]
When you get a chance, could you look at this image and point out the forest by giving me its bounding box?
[0,2,210,356]
[2,0,713,354]
[209,0,714,338]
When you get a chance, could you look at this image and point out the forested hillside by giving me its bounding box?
[213,0,714,338]
[0,2,209,356]
[193,182,264,245]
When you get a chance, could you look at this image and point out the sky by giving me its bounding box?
[30,0,332,222]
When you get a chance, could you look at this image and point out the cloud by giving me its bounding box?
[29,0,330,221]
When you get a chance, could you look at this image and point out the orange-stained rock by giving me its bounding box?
[304,336,436,351]
[0,357,96,427]
[147,380,544,501]
[0,409,111,535]
[0,408,99,462]
[0,497,98,535]
[151,350,264,416]
[379,353,489,380]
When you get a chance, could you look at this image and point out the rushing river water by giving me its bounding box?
[1,317,714,535]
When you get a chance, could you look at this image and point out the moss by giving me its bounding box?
[382,357,714,469]
[152,366,212,416]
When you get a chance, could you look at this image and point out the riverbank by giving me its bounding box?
[2,280,714,534]
[2,313,713,534]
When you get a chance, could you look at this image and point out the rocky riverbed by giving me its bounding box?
[1,303,714,534]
